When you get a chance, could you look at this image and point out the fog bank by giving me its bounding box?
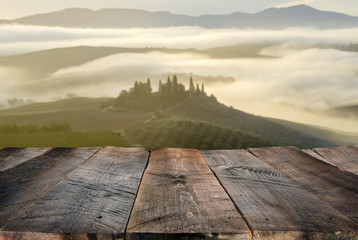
[1,25,358,55]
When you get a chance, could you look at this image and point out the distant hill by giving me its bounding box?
[329,104,358,119]
[0,45,266,77]
[2,5,357,29]
[0,46,200,78]
[1,44,356,78]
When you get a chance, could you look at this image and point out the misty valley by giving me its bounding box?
[0,4,357,150]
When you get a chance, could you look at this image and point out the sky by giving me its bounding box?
[0,0,357,19]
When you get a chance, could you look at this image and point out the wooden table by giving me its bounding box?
[0,146,357,239]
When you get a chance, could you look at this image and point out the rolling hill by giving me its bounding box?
[1,44,356,79]
[0,94,339,148]
[0,46,201,78]
[329,103,358,119]
[1,93,356,149]
[1,5,357,29]
[125,118,272,150]
[267,117,358,146]
[0,45,267,72]
[0,97,153,131]
[164,96,335,148]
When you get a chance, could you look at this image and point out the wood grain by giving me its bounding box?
[0,147,50,171]
[0,147,100,228]
[249,146,358,225]
[313,146,358,175]
[1,147,148,239]
[201,149,357,239]
[0,231,119,240]
[126,148,251,240]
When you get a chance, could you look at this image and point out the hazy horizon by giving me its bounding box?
[1,0,357,19]
[0,3,357,137]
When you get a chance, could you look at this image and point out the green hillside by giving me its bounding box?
[165,96,335,148]
[0,97,153,131]
[125,118,272,149]
[268,117,358,146]
[0,79,342,149]
[103,77,335,148]
[0,131,129,149]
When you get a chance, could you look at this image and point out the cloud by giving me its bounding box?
[0,66,29,104]
[1,25,358,55]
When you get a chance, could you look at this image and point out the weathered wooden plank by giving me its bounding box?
[1,147,148,239]
[0,147,100,228]
[313,146,358,175]
[127,148,251,240]
[249,146,358,225]
[0,231,119,240]
[0,147,50,171]
[252,231,358,240]
[201,149,357,239]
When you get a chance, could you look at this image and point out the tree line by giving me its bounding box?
[102,75,208,111]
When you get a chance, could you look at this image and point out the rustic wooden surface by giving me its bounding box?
[202,149,357,239]
[126,148,251,240]
[249,146,358,226]
[0,147,50,171]
[0,147,100,228]
[0,147,149,239]
[313,146,358,175]
[0,146,357,239]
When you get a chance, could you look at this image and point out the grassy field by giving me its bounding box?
[0,131,130,149]
[0,97,153,131]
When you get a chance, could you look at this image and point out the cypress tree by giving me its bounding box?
[196,83,200,95]
[147,78,152,93]
[167,76,172,95]
[158,79,162,93]
[173,75,178,95]
[201,83,205,95]
[134,81,139,96]
[189,76,195,91]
